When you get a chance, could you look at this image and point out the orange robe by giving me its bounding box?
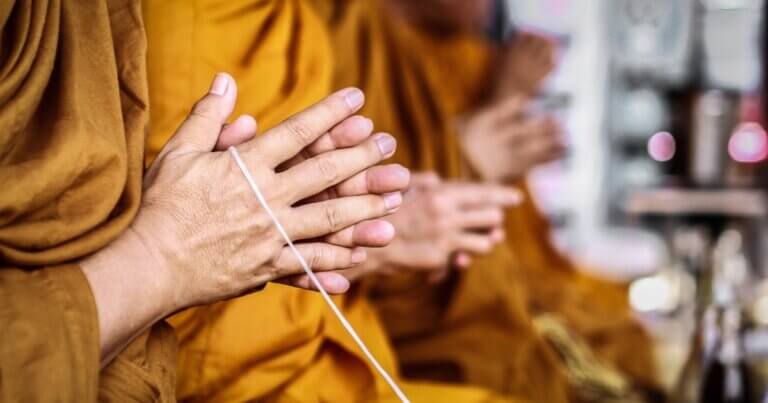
[316,0,658,401]
[144,1,519,402]
[0,1,176,401]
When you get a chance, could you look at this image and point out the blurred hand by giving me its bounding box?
[492,31,557,100]
[339,173,521,283]
[457,96,565,183]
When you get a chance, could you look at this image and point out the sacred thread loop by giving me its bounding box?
[227,146,410,403]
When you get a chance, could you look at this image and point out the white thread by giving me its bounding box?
[228,147,410,403]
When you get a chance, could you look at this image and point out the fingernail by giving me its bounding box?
[344,88,365,109]
[375,134,396,156]
[383,192,403,211]
[351,248,367,264]
[394,165,410,181]
[326,275,350,292]
[210,73,229,96]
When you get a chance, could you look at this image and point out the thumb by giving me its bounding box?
[214,114,258,151]
[166,73,238,154]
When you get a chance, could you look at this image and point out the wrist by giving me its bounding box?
[79,225,178,363]
[125,217,183,316]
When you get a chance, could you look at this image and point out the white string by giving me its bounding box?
[228,147,410,403]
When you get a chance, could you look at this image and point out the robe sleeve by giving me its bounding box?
[0,265,100,401]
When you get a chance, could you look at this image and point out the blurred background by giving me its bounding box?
[502,0,768,401]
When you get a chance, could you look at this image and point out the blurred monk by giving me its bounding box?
[313,0,661,401]
[143,1,527,402]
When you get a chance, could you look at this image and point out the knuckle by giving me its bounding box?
[307,247,326,269]
[190,99,218,122]
[313,156,341,185]
[283,116,316,147]
[323,205,343,232]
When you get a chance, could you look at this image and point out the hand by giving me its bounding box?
[349,174,521,283]
[457,96,565,183]
[134,73,410,309]
[82,73,410,364]
[492,31,557,99]
[212,102,411,292]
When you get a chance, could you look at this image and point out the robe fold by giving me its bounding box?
[144,1,520,402]
[316,0,659,401]
[0,1,176,401]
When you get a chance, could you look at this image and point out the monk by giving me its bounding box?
[143,1,536,402]
[0,1,411,401]
[315,0,661,401]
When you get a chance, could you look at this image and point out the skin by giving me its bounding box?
[340,173,522,284]
[457,31,564,183]
[339,31,558,281]
[457,95,565,183]
[80,74,409,365]
[491,32,558,99]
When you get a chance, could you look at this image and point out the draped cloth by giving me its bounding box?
[0,1,176,401]
[144,1,517,402]
[315,0,659,401]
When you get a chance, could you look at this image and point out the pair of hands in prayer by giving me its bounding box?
[356,32,564,278]
[81,74,409,363]
[459,31,564,183]
[358,174,521,283]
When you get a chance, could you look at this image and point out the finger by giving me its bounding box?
[272,243,366,274]
[215,114,258,151]
[472,96,527,128]
[446,183,522,207]
[505,120,553,148]
[457,207,505,229]
[325,219,395,247]
[305,164,410,203]
[454,233,495,255]
[453,252,473,269]
[165,72,238,154]
[244,87,366,167]
[489,227,506,244]
[279,115,374,172]
[280,133,397,203]
[324,262,381,284]
[411,172,441,189]
[276,272,351,294]
[427,267,451,284]
[523,133,564,163]
[490,95,529,127]
[335,164,410,197]
[286,193,402,240]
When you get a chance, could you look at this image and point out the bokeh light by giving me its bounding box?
[728,122,768,163]
[629,276,677,313]
[647,131,676,162]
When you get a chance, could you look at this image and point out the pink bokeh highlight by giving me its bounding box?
[729,122,768,163]
[648,131,676,162]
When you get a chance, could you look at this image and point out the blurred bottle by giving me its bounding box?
[700,306,753,403]
[690,91,740,187]
[674,230,755,403]
[674,305,723,403]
